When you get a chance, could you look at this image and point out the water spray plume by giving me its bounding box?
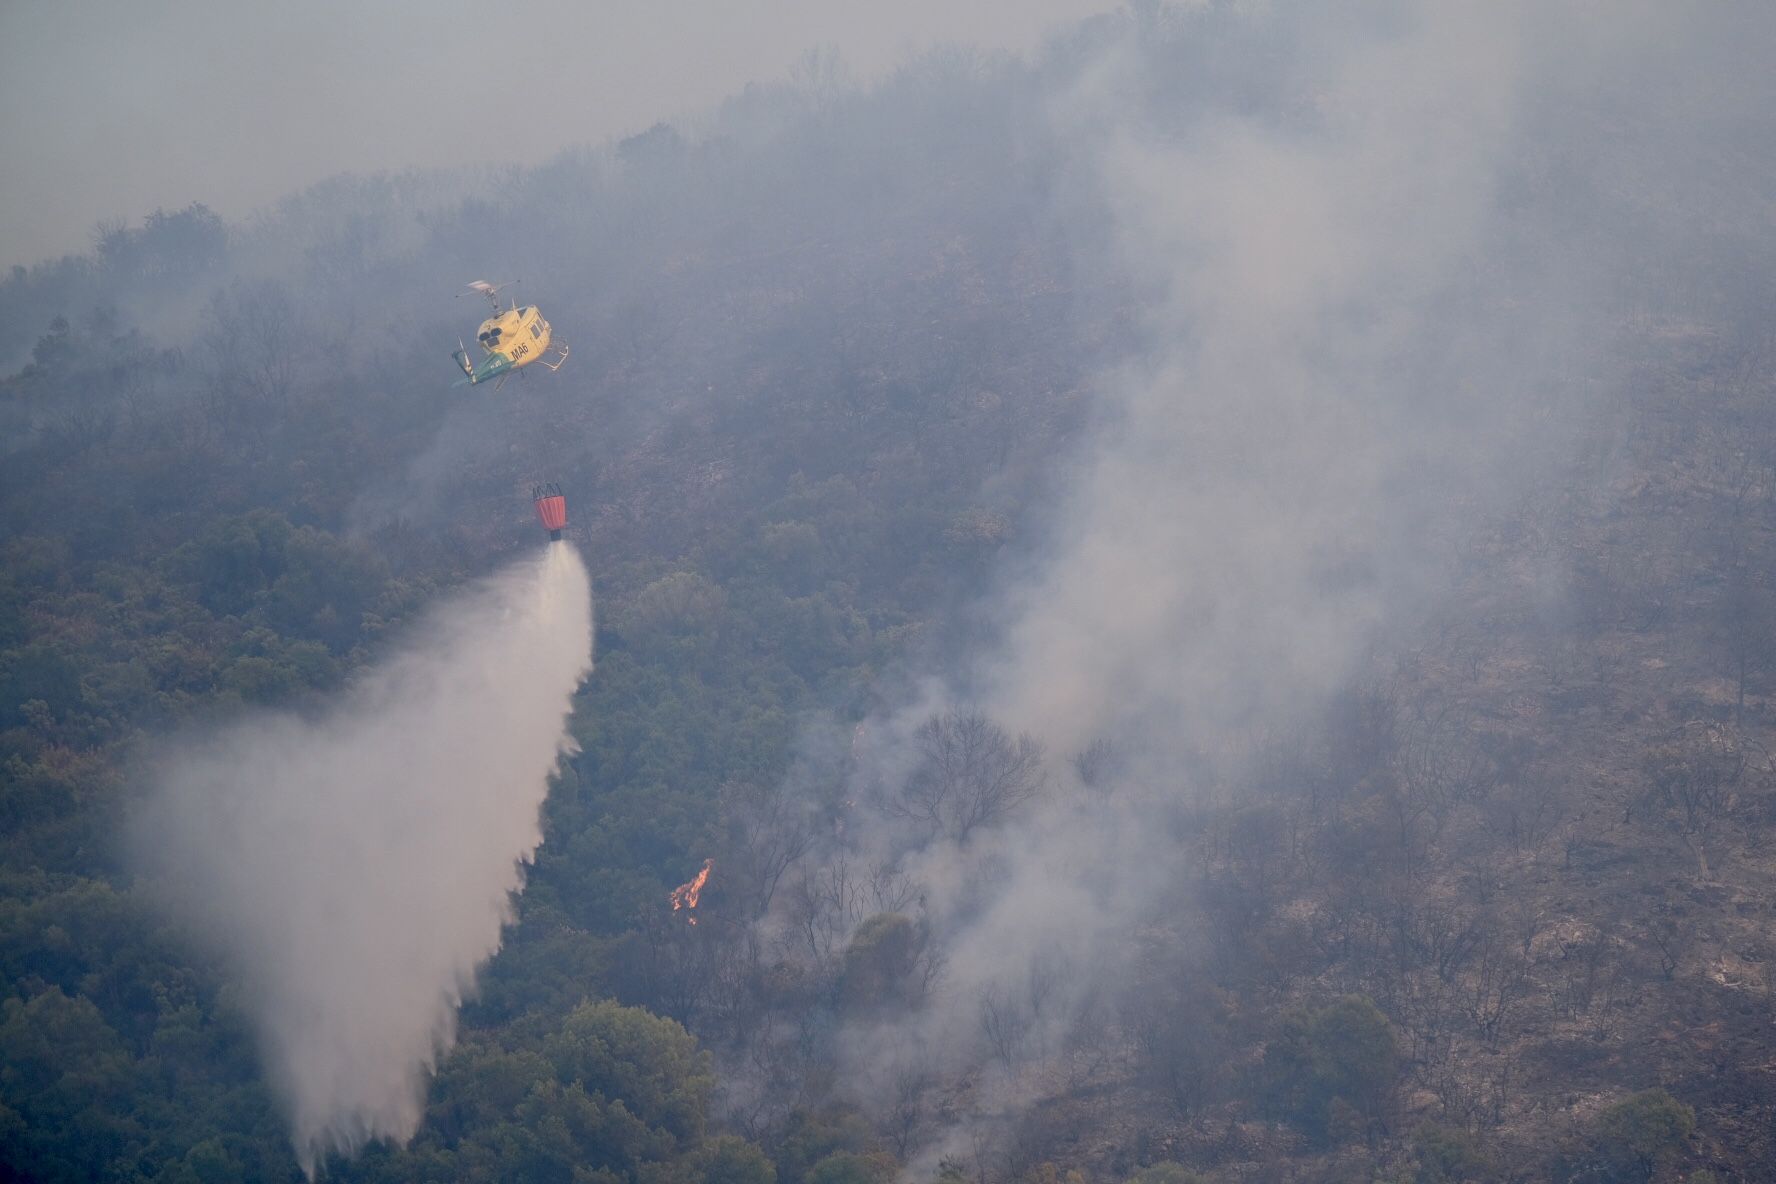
[133,544,594,1174]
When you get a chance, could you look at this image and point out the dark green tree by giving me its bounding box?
[1409,1122,1492,1183]
[1593,1089,1694,1183]
[696,1134,778,1184]
[1258,994,1399,1145]
[838,913,922,1012]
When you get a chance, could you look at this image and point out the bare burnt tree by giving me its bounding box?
[721,778,815,918]
[1639,722,1766,877]
[199,282,302,453]
[1484,775,1567,854]
[1120,938,1235,1120]
[1072,736,1126,793]
[1379,707,1500,878]
[1647,913,1693,981]
[785,855,866,964]
[782,854,927,967]
[1554,925,1617,1020]
[1128,980,1234,1119]
[1324,679,1400,791]
[37,402,116,461]
[1388,899,1488,985]
[866,860,925,915]
[885,1056,935,1160]
[1460,923,1535,1049]
[704,923,773,1047]
[886,709,1047,843]
[973,951,1072,1072]
[1060,987,1113,1090]
[978,983,1033,1068]
[620,907,730,1027]
[1026,949,1066,1028]
[1718,559,1776,721]
[1402,711,1499,817]
[206,284,298,406]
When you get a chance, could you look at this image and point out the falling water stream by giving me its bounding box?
[134,544,593,1173]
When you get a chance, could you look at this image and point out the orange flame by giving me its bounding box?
[669,858,714,925]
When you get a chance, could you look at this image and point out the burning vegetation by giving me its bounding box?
[670,858,714,925]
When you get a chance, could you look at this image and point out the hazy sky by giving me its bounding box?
[0,0,1113,269]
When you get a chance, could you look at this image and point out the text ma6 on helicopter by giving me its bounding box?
[451,280,568,390]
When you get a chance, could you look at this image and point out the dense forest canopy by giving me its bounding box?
[6,3,1776,1182]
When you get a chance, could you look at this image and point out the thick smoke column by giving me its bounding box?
[786,3,1776,1171]
[134,545,593,1173]
[988,4,1547,760]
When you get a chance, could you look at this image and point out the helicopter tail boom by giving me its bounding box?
[451,347,516,388]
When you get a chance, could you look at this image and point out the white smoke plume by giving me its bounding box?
[133,544,593,1173]
[964,4,1568,787]
[765,3,1776,1172]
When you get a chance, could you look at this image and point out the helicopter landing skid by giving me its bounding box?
[540,342,570,372]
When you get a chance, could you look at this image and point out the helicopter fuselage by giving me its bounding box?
[479,305,549,368]
[453,302,566,387]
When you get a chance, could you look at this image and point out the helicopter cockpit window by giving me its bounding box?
[530,321,543,339]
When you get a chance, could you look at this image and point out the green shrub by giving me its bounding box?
[1594,1089,1694,1182]
[1259,994,1399,1145]
[697,1134,778,1184]
[807,1150,897,1184]
[1409,1122,1492,1183]
[838,913,921,1010]
[1125,1163,1208,1184]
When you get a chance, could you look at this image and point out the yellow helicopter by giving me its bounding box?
[451,280,568,389]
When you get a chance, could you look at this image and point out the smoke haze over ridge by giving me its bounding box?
[987,3,1547,756]
[132,545,593,1171]
[10,0,1776,1176]
[0,0,1113,268]
[741,2,1776,1168]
